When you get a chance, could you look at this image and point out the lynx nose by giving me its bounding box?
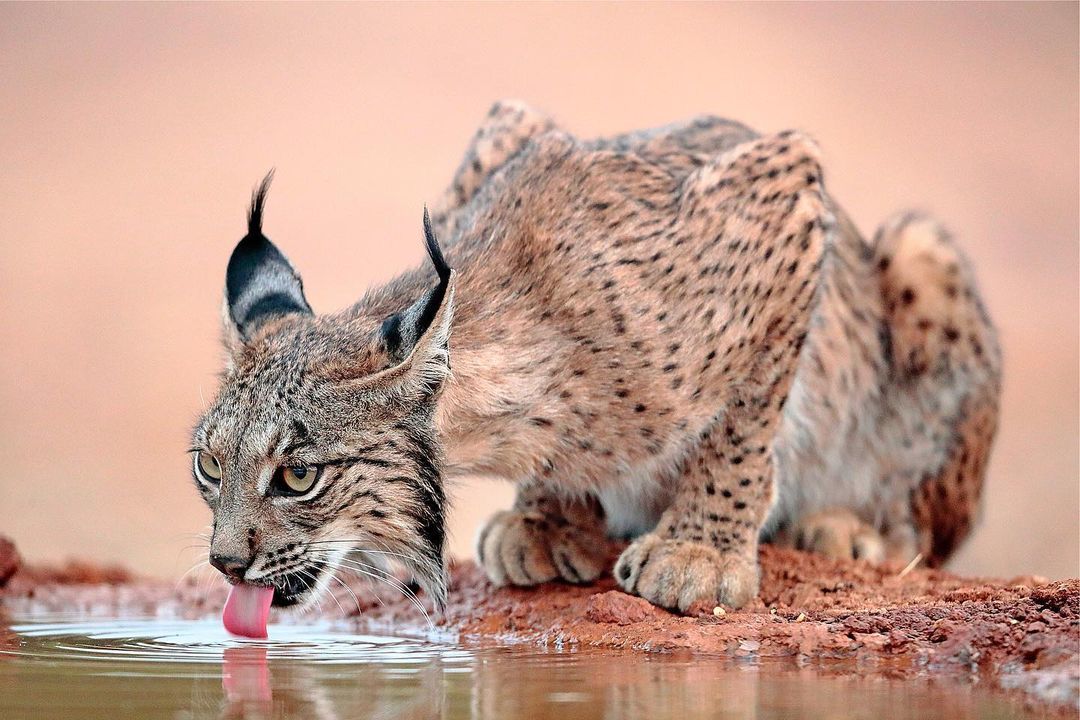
[209,553,251,580]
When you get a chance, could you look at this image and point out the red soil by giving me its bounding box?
[1,536,1076,710]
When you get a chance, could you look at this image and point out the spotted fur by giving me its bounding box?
[192,101,1000,613]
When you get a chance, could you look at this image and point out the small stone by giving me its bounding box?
[713,606,726,617]
[795,612,807,622]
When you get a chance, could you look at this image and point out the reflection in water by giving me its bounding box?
[218,640,444,720]
[0,617,1045,720]
[222,647,272,717]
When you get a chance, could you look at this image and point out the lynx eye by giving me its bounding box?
[271,465,321,496]
[195,451,222,484]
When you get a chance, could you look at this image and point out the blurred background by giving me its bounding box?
[1,3,1076,582]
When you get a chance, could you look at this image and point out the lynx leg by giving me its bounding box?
[615,132,834,611]
[783,508,887,564]
[908,396,998,564]
[476,482,611,587]
[613,416,775,612]
[875,213,1001,565]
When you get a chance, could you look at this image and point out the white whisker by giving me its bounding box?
[173,559,210,592]
[335,558,432,627]
[322,553,433,628]
[305,549,389,612]
[296,565,345,617]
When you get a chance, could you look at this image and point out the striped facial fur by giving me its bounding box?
[191,176,454,608]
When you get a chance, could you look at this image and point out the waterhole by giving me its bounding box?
[0,616,1044,719]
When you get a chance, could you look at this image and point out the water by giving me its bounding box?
[0,616,1049,719]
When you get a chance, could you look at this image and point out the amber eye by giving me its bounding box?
[195,451,222,484]
[271,465,321,496]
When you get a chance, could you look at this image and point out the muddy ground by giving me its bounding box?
[1,536,1076,711]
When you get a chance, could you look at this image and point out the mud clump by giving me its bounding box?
[1,539,1076,710]
[585,590,663,625]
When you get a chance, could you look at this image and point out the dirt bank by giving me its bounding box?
[1,536,1076,710]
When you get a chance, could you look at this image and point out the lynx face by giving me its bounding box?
[191,176,454,608]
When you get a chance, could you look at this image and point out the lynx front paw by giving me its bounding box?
[614,534,760,612]
[477,510,607,587]
[794,509,886,563]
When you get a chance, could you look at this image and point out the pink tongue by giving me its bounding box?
[223,584,275,639]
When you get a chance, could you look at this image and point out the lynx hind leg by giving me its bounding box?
[430,100,556,232]
[907,392,999,565]
[476,483,611,587]
[875,213,1001,565]
[772,509,886,564]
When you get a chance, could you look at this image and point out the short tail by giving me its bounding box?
[872,212,1001,564]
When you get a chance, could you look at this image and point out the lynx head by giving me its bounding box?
[191,174,455,609]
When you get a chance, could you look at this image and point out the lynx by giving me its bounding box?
[191,102,1000,623]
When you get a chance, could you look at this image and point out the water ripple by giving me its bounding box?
[2,618,471,667]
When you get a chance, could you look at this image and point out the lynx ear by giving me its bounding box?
[223,173,312,346]
[373,209,455,397]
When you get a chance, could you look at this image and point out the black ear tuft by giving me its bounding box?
[225,172,312,342]
[380,210,454,364]
[247,170,274,236]
[423,206,451,285]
